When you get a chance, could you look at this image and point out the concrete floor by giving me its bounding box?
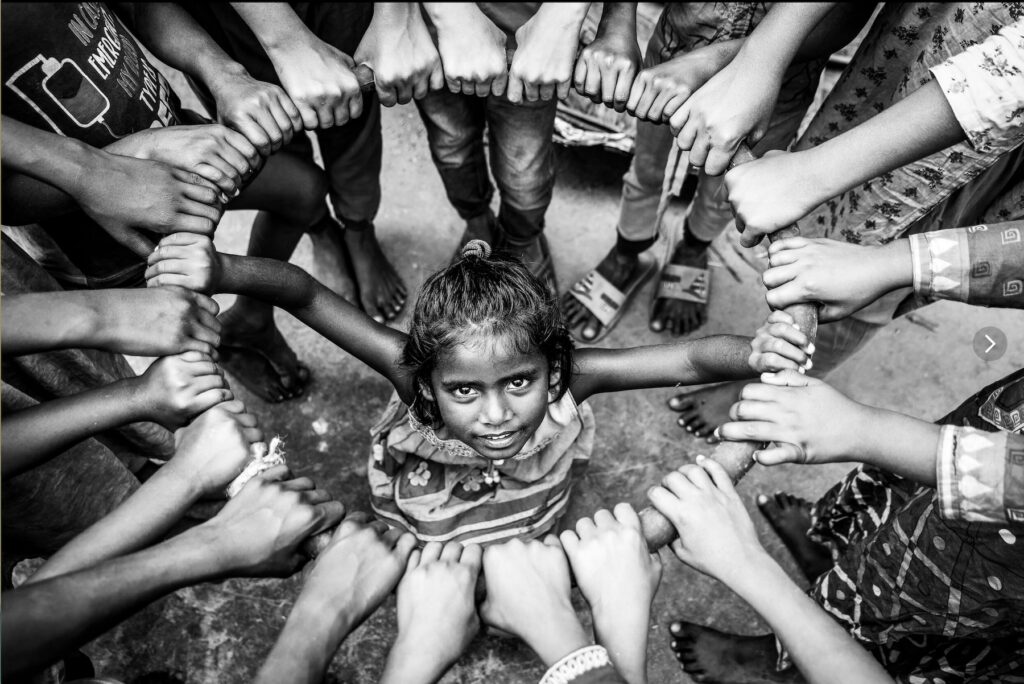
[88,102,1024,683]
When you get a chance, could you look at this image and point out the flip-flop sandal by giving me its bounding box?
[219,340,310,403]
[567,251,658,344]
[652,263,710,310]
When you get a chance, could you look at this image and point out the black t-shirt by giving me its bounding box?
[2,1,180,146]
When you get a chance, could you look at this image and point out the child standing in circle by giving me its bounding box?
[146,236,812,545]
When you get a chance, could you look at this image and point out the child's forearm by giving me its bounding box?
[255,591,358,684]
[738,3,835,75]
[219,253,410,388]
[27,463,204,584]
[688,335,762,382]
[3,527,225,678]
[1,379,150,478]
[596,2,636,38]
[849,405,940,486]
[2,117,106,204]
[4,290,128,356]
[128,3,250,94]
[231,2,318,55]
[727,554,893,684]
[795,78,965,207]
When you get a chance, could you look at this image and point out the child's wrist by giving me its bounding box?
[877,240,913,292]
[717,547,781,597]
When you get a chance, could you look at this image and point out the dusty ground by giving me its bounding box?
[87,97,1024,683]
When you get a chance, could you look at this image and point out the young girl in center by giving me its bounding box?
[146,235,812,545]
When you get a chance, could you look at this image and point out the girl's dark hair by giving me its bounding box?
[401,240,575,426]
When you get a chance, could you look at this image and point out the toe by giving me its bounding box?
[581,316,602,341]
[667,395,694,412]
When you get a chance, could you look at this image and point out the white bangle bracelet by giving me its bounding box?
[539,645,612,684]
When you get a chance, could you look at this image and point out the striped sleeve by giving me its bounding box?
[908,222,1024,307]
[936,425,1024,525]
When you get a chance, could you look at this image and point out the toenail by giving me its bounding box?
[757,494,769,505]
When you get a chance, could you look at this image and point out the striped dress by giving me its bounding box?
[367,391,595,546]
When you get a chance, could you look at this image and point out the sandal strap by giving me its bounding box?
[656,264,709,304]
[569,269,627,327]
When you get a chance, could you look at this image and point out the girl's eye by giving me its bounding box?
[453,386,476,398]
[508,378,530,390]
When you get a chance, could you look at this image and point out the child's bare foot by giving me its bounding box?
[668,382,746,440]
[308,219,357,302]
[757,493,832,582]
[669,621,804,683]
[218,306,309,403]
[650,236,709,336]
[343,224,407,323]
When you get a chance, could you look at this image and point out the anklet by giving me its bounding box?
[539,645,611,684]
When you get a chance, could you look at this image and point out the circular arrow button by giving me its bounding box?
[973,326,1007,361]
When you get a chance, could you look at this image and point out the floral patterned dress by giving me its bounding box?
[367,391,595,546]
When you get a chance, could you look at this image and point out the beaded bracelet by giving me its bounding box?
[539,645,612,684]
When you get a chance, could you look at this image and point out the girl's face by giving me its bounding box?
[425,335,558,460]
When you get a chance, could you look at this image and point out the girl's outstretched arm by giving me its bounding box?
[147,235,415,400]
[571,313,812,402]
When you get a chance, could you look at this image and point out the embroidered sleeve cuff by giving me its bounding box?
[936,425,1024,524]
[540,645,623,684]
[929,21,1024,154]
[909,228,970,301]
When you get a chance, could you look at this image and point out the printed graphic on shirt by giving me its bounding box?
[2,2,179,147]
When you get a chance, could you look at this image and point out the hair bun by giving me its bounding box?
[461,239,492,259]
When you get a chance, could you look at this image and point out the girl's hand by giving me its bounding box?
[146,233,222,295]
[384,542,482,682]
[208,69,303,156]
[481,537,590,666]
[95,287,221,357]
[166,400,262,495]
[647,456,767,585]
[507,4,589,103]
[627,40,741,123]
[574,22,641,111]
[717,370,874,466]
[724,149,831,247]
[561,503,662,616]
[136,351,231,429]
[561,504,661,684]
[300,512,417,615]
[764,237,912,321]
[748,310,813,374]
[200,465,347,577]
[669,52,781,176]
[354,7,444,106]
[105,125,260,202]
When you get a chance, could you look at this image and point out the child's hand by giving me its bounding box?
[136,351,231,429]
[508,4,588,103]
[647,456,767,585]
[574,22,641,111]
[105,125,260,202]
[481,537,589,666]
[561,503,662,616]
[200,465,346,577]
[354,7,443,106]
[717,369,875,466]
[763,237,912,322]
[167,400,262,496]
[668,52,781,176]
[208,69,303,157]
[300,512,417,617]
[384,542,482,682]
[748,311,813,374]
[561,504,661,684]
[627,39,741,123]
[724,149,829,247]
[426,3,508,97]
[146,233,221,295]
[74,150,221,258]
[270,36,363,130]
[95,287,221,357]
